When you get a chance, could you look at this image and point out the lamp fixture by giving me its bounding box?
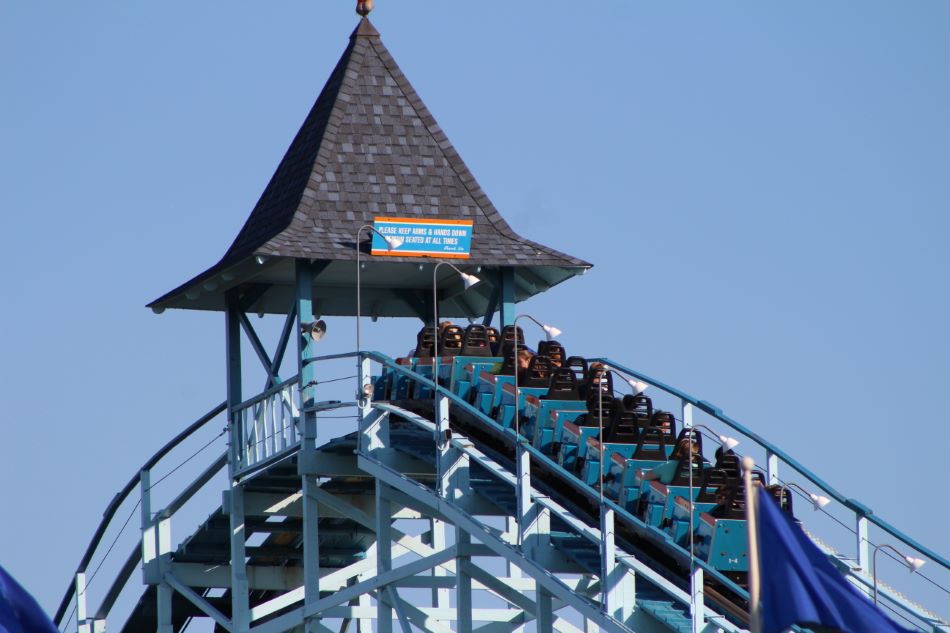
[783,482,831,510]
[602,364,648,395]
[872,543,926,604]
[460,272,481,289]
[690,423,740,452]
[383,235,404,250]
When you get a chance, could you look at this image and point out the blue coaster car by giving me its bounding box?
[523,396,585,450]
[413,357,437,399]
[640,456,709,527]
[453,360,502,402]
[391,357,418,400]
[533,407,585,455]
[647,465,727,535]
[694,511,749,573]
[556,420,602,472]
[495,383,549,429]
[668,495,718,547]
[580,437,638,486]
[494,355,557,427]
[471,371,515,416]
[606,428,669,511]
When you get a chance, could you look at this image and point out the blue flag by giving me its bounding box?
[756,487,914,633]
[0,565,59,633]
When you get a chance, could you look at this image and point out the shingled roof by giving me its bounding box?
[149,17,591,318]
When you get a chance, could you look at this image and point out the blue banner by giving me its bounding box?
[756,488,914,633]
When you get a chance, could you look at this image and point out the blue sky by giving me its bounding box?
[1,0,948,626]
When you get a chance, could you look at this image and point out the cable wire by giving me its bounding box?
[60,428,227,631]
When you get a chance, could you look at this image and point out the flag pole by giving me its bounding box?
[742,456,762,633]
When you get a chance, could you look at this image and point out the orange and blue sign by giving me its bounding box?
[371,217,473,258]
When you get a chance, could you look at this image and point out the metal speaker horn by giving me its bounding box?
[302,319,327,342]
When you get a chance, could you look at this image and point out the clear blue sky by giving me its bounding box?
[1,0,948,626]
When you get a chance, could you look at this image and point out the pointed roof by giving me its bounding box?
[149,18,591,317]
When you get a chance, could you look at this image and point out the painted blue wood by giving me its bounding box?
[360,351,946,605]
[500,267,515,327]
[593,356,950,572]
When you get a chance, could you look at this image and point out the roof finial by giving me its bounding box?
[356,0,373,17]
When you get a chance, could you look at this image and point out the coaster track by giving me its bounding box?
[53,351,950,633]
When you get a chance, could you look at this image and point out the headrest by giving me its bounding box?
[565,356,589,386]
[498,325,526,352]
[605,405,640,444]
[715,453,742,482]
[696,467,729,504]
[543,366,580,400]
[674,427,704,458]
[669,454,705,487]
[585,390,615,422]
[486,327,501,353]
[624,393,653,426]
[414,326,436,358]
[461,324,493,357]
[520,355,553,388]
[714,447,737,465]
[632,427,668,461]
[537,340,566,366]
[711,484,744,520]
[498,343,531,377]
[649,410,677,442]
[438,325,465,356]
[766,484,795,517]
[584,364,613,400]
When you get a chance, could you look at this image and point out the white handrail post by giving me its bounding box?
[75,572,87,633]
[436,390,450,498]
[139,470,157,583]
[691,566,705,633]
[680,399,706,632]
[156,509,173,633]
[601,505,615,614]
[516,440,531,548]
[857,515,870,572]
[766,449,779,486]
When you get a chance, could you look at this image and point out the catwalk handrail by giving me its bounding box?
[53,401,227,626]
[593,357,950,573]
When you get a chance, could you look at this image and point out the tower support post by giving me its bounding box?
[500,267,515,327]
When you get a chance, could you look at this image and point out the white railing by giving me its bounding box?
[231,377,301,474]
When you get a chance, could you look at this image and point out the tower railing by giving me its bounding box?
[230,376,301,476]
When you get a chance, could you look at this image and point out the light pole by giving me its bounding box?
[511,314,561,547]
[431,261,480,495]
[872,543,925,605]
[354,224,403,401]
[597,364,649,505]
[682,422,740,633]
[511,314,561,442]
